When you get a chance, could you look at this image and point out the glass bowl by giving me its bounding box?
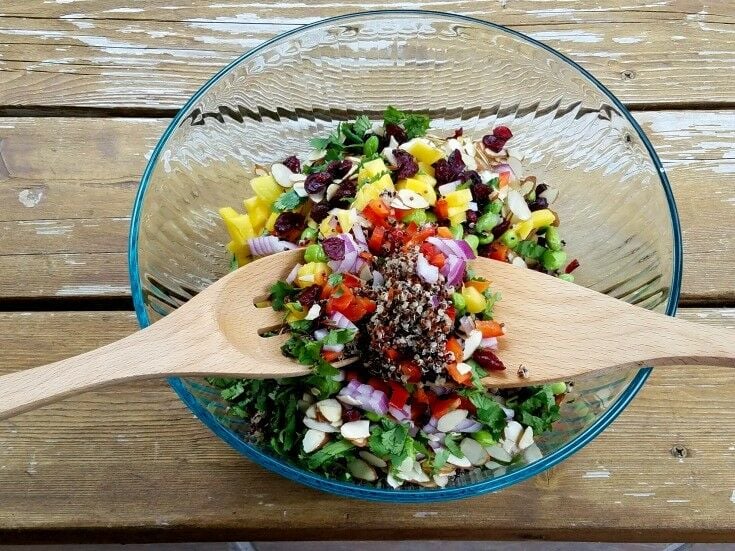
[128,10,682,502]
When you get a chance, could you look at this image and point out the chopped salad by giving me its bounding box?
[212,107,577,487]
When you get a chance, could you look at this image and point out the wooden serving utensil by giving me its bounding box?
[0,249,732,420]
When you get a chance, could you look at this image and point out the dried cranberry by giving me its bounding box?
[463,170,482,187]
[491,218,511,238]
[478,244,493,258]
[329,179,357,206]
[393,149,419,180]
[465,210,478,224]
[565,259,580,274]
[447,149,466,176]
[527,196,548,211]
[326,159,352,179]
[451,127,463,139]
[493,126,513,141]
[304,171,332,195]
[472,349,506,371]
[535,183,548,195]
[322,236,345,261]
[273,212,304,240]
[385,123,408,144]
[482,134,506,153]
[432,149,466,185]
[470,182,492,206]
[309,202,331,223]
[283,155,300,173]
[343,408,362,422]
[297,284,321,308]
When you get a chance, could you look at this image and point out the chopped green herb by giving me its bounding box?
[444,435,464,458]
[269,281,299,310]
[306,439,355,469]
[322,328,357,347]
[327,273,344,287]
[272,190,304,212]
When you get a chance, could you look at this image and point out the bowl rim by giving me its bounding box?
[128,9,683,502]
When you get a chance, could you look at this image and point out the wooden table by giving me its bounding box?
[1,1,733,544]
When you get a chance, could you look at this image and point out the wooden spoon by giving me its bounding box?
[0,249,732,420]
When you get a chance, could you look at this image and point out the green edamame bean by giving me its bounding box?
[478,234,495,245]
[475,212,500,235]
[451,292,466,312]
[541,249,567,271]
[473,430,496,447]
[550,381,567,395]
[464,234,479,252]
[300,227,318,243]
[449,225,464,240]
[500,229,519,249]
[558,273,575,283]
[403,209,428,225]
[304,243,327,263]
[486,200,503,215]
[544,226,562,251]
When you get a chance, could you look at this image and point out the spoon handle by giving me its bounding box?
[0,306,223,420]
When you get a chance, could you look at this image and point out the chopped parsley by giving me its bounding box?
[272,190,304,212]
[269,281,299,310]
[383,105,430,139]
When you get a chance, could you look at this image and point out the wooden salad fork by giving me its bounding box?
[0,249,732,420]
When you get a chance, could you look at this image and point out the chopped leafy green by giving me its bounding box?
[272,190,304,212]
[306,439,355,469]
[229,254,238,271]
[432,448,450,472]
[323,328,357,347]
[269,281,299,310]
[305,359,342,397]
[288,319,313,333]
[281,334,323,365]
[506,385,560,435]
[444,435,464,458]
[327,273,344,287]
[368,421,408,459]
[363,135,379,159]
[352,115,371,137]
[480,290,502,320]
[383,106,430,139]
[463,391,507,438]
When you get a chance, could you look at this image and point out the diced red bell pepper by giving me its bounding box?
[342,273,362,289]
[475,320,504,338]
[322,350,341,362]
[445,306,457,323]
[399,360,422,383]
[342,299,367,322]
[368,225,386,254]
[431,396,461,419]
[446,362,472,386]
[345,370,361,382]
[488,242,509,261]
[326,284,354,314]
[435,198,449,220]
[436,226,453,239]
[388,382,410,410]
[367,377,391,395]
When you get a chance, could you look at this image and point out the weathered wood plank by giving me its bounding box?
[0,308,732,543]
[0,111,732,302]
[0,0,734,109]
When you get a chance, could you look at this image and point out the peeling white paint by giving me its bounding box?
[666,499,690,503]
[529,30,603,44]
[583,470,611,478]
[414,511,438,518]
[613,36,644,44]
[56,284,129,296]
[731,490,735,504]
[18,189,43,208]
[623,492,655,497]
[105,7,145,13]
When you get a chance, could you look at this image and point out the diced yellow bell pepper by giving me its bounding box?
[226,240,250,267]
[285,302,307,323]
[447,206,468,218]
[462,285,487,314]
[219,206,239,220]
[353,174,395,211]
[372,173,395,194]
[449,212,467,226]
[417,161,435,177]
[296,262,331,288]
[250,175,282,204]
[414,172,437,187]
[265,211,279,233]
[320,215,337,238]
[222,213,254,246]
[401,138,444,165]
[512,209,556,239]
[243,196,270,232]
[445,188,473,207]
[336,208,356,233]
[397,177,437,206]
[357,158,388,184]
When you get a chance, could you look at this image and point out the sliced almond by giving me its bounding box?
[456,362,473,376]
[520,179,535,196]
[410,463,431,483]
[359,451,387,468]
[460,437,490,466]
[523,443,543,463]
[484,460,504,470]
[504,420,524,444]
[340,420,370,440]
[396,456,416,480]
[307,149,326,161]
[325,183,340,202]
[507,156,524,180]
[337,394,362,407]
[293,180,308,198]
[304,304,321,321]
[433,474,450,487]
[347,458,378,481]
[518,426,534,450]
[539,186,558,204]
[507,188,532,221]
[462,329,483,360]
[512,256,528,268]
[437,409,468,433]
[316,399,342,424]
[486,444,512,463]
[302,429,329,453]
[446,453,472,468]
[386,472,403,488]
[397,189,430,210]
[501,437,519,456]
[438,464,457,476]
[348,437,368,447]
[305,405,317,419]
[271,163,294,187]
[303,417,338,433]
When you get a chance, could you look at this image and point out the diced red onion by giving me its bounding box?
[352,223,368,247]
[354,258,367,274]
[455,418,483,433]
[427,237,475,260]
[359,262,372,282]
[408,425,419,438]
[285,263,301,284]
[480,337,498,349]
[428,416,438,428]
[494,162,514,178]
[323,342,344,353]
[416,253,439,284]
[502,406,515,420]
[422,424,437,435]
[329,312,358,331]
[357,383,374,396]
[438,180,460,196]
[338,383,389,415]
[442,255,466,287]
[458,315,475,336]
[248,236,297,257]
[428,440,444,451]
[345,379,361,393]
[389,406,411,422]
[365,390,389,415]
